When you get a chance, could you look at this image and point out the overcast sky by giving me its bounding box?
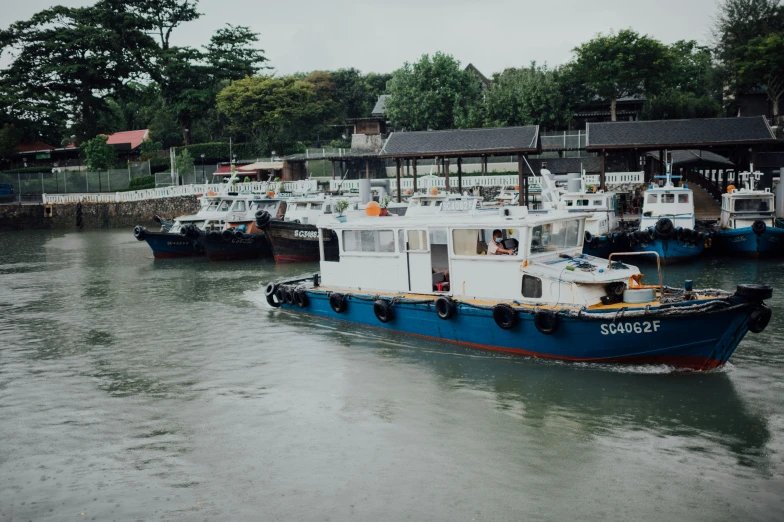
[2,0,721,76]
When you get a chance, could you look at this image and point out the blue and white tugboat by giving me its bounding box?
[264,204,773,371]
[715,167,784,256]
[625,164,708,263]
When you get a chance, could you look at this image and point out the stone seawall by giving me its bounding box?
[0,196,200,231]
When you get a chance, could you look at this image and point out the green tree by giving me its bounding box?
[0,6,152,142]
[174,148,195,179]
[83,135,116,191]
[737,33,784,125]
[216,75,315,155]
[570,29,671,121]
[713,0,784,105]
[386,52,484,130]
[485,63,573,130]
[205,24,269,79]
[642,91,722,120]
[0,124,21,159]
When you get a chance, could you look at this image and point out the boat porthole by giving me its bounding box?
[435,296,455,320]
[534,310,559,335]
[492,304,517,330]
[373,300,394,323]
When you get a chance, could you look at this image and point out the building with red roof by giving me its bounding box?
[105,129,150,151]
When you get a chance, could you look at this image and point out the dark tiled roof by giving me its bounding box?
[380,126,540,158]
[646,149,734,168]
[371,95,389,116]
[586,116,776,150]
[527,157,602,175]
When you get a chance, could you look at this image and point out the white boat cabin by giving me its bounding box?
[170,193,278,233]
[560,192,618,236]
[640,184,695,230]
[720,170,776,229]
[284,195,360,224]
[314,206,639,307]
[405,193,485,216]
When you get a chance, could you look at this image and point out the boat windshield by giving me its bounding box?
[203,200,220,211]
[734,198,772,212]
[218,201,231,212]
[530,220,581,253]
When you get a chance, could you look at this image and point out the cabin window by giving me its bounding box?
[592,199,602,206]
[407,230,428,251]
[530,220,581,253]
[218,201,230,212]
[311,203,323,211]
[662,194,675,203]
[647,194,657,204]
[566,200,574,207]
[522,275,542,298]
[232,201,246,212]
[342,229,396,253]
[735,199,771,212]
[678,194,689,204]
[206,201,220,211]
[452,229,479,255]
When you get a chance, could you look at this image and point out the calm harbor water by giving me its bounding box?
[1,229,783,521]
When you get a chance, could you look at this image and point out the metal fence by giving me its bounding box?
[0,162,152,197]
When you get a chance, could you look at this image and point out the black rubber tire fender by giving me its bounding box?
[133,225,147,241]
[275,286,287,304]
[674,227,684,241]
[647,228,657,241]
[294,289,309,308]
[735,284,773,302]
[329,293,347,313]
[748,305,772,334]
[492,304,518,330]
[435,296,455,320]
[584,230,593,244]
[255,210,272,228]
[373,299,394,323]
[284,287,296,305]
[179,224,191,237]
[534,310,559,335]
[208,230,221,241]
[222,228,235,241]
[233,228,246,240]
[264,282,277,298]
[752,220,767,235]
[655,217,674,238]
[590,236,600,250]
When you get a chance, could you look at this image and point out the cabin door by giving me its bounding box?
[403,229,432,293]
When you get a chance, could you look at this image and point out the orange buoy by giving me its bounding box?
[267,190,275,197]
[515,185,520,191]
[727,185,736,193]
[405,189,412,195]
[429,187,438,195]
[365,201,381,216]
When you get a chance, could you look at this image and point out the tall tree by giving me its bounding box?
[570,29,671,121]
[485,63,572,130]
[216,75,315,155]
[386,52,484,131]
[205,24,269,79]
[0,6,150,142]
[737,33,784,125]
[713,0,784,104]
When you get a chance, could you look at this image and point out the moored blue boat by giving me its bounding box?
[715,168,784,257]
[263,203,772,371]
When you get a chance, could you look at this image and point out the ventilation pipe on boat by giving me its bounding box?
[370,179,391,201]
[358,179,372,205]
[567,173,581,193]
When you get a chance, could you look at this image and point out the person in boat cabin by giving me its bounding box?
[488,229,515,255]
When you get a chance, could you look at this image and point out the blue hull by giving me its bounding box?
[278,291,758,370]
[582,234,629,257]
[142,231,204,259]
[630,237,704,263]
[715,227,784,256]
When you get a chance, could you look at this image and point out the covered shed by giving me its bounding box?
[380,126,541,202]
[585,116,778,191]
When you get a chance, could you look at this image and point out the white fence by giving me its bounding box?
[331,176,543,193]
[41,180,318,204]
[583,172,645,186]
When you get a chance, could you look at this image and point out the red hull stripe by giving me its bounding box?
[274,254,319,263]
